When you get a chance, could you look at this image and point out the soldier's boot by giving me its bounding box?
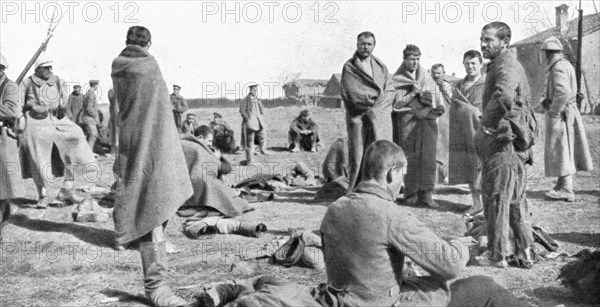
[139,241,188,307]
[57,181,85,206]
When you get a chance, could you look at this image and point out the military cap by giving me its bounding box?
[300,109,310,117]
[541,36,563,51]
[0,53,8,68]
[213,112,223,119]
[186,113,196,117]
[89,79,99,86]
[248,82,259,89]
[34,54,53,69]
[73,85,82,89]
[173,84,181,89]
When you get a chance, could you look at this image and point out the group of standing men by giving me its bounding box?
[0,18,595,306]
[340,20,593,271]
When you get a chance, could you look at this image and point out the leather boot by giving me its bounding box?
[138,241,187,307]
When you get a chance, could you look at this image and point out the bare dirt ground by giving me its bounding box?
[1,106,598,306]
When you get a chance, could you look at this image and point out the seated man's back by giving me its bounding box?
[321,182,468,306]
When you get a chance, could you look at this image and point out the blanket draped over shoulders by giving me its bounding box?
[111,45,193,245]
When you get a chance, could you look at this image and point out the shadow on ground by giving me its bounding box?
[9,214,116,249]
[551,232,600,247]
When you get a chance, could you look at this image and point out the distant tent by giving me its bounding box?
[318,74,342,108]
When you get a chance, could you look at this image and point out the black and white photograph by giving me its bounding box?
[1,1,599,306]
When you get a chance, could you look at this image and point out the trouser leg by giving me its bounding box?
[83,124,98,151]
[346,113,363,191]
[448,276,530,307]
[467,183,483,215]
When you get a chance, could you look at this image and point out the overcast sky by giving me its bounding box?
[1,0,598,101]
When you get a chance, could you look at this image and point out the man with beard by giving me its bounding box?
[0,53,26,241]
[450,50,486,216]
[474,21,534,268]
[341,31,394,190]
[540,36,593,202]
[111,26,193,306]
[392,44,444,208]
[19,54,96,208]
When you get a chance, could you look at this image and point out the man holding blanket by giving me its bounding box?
[341,31,395,190]
[392,44,444,208]
[111,26,193,306]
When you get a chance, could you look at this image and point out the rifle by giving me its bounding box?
[15,7,64,85]
[575,0,583,111]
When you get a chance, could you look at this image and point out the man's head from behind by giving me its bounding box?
[356,31,376,59]
[126,26,152,49]
[361,140,406,198]
[194,125,214,146]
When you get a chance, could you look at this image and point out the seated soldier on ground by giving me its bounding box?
[210,112,239,153]
[181,113,199,135]
[177,125,264,238]
[288,109,319,152]
[191,140,530,307]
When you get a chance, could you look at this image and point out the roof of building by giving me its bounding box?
[283,79,328,89]
[512,13,600,47]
